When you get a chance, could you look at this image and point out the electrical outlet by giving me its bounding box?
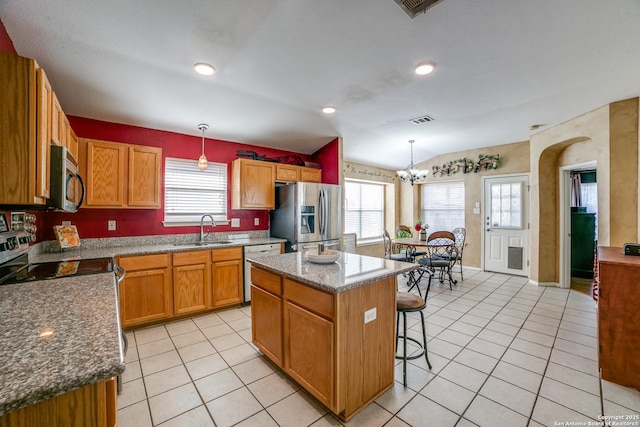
[364,308,377,323]
[254,218,259,226]
[108,220,116,231]
[231,218,240,227]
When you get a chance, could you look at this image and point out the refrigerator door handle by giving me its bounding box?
[318,188,326,237]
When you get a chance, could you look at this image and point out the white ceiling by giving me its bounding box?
[2,0,640,169]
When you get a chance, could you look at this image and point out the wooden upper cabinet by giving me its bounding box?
[83,139,127,207]
[276,164,300,182]
[276,164,322,183]
[35,66,52,200]
[128,145,162,207]
[231,158,276,210]
[300,167,321,183]
[50,93,65,147]
[80,138,162,209]
[67,126,79,162]
[0,52,48,205]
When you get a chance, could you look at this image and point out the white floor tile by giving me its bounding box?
[206,387,263,427]
[148,382,202,425]
[267,391,327,427]
[464,395,528,427]
[396,394,459,427]
[157,405,214,427]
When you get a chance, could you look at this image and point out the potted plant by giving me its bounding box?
[414,220,429,241]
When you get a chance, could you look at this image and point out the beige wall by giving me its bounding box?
[341,97,639,287]
[415,141,530,268]
[529,97,639,284]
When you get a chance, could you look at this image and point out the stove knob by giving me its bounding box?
[6,240,16,250]
[0,242,7,252]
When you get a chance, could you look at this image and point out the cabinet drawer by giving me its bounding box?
[211,247,242,262]
[251,267,282,296]
[118,253,169,271]
[173,250,209,266]
[284,279,334,320]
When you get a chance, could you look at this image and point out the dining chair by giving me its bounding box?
[417,230,458,289]
[451,227,466,280]
[395,225,426,258]
[383,230,409,261]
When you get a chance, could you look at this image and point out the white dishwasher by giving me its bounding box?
[243,243,282,303]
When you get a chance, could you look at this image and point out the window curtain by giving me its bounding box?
[570,174,582,207]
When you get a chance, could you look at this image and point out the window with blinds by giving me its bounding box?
[344,180,384,242]
[164,157,228,224]
[421,181,465,232]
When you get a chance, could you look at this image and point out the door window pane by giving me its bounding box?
[490,182,522,228]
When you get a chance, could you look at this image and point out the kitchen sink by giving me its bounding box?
[174,241,234,246]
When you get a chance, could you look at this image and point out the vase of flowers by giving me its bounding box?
[415,220,429,241]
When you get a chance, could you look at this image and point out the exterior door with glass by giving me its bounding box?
[483,175,530,276]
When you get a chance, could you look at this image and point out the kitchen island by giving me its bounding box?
[0,272,124,426]
[247,251,418,421]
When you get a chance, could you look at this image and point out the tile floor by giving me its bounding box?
[117,269,640,427]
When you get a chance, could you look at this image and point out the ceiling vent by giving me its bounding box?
[410,114,434,125]
[393,0,446,18]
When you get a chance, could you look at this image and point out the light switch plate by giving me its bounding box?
[231,218,240,227]
[108,220,116,231]
[254,218,259,226]
[364,308,377,323]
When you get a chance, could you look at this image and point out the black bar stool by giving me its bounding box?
[395,291,432,386]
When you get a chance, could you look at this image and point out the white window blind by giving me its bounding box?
[344,180,384,242]
[164,158,228,224]
[421,181,465,232]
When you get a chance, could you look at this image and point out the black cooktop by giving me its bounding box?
[0,256,114,285]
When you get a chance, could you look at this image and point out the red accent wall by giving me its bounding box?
[311,137,340,185]
[0,19,17,54]
[42,117,338,241]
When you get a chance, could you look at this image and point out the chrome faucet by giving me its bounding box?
[199,214,215,244]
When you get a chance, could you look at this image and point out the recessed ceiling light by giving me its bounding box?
[194,62,215,76]
[322,106,336,114]
[414,62,435,76]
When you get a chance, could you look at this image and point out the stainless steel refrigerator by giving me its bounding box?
[270,183,342,252]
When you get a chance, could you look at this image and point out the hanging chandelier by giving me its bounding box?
[197,123,209,171]
[396,140,429,185]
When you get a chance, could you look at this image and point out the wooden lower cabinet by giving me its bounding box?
[173,250,210,315]
[597,247,640,390]
[117,254,172,328]
[0,378,117,427]
[251,285,283,366]
[284,300,334,408]
[251,266,395,421]
[211,248,243,308]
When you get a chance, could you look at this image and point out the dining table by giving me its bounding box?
[394,237,458,289]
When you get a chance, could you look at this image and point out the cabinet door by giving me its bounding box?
[276,164,300,182]
[173,251,210,315]
[128,145,162,207]
[67,126,79,162]
[35,66,52,200]
[50,94,65,147]
[231,159,275,209]
[251,285,283,367]
[300,167,321,183]
[85,139,127,207]
[211,258,243,307]
[119,267,172,327]
[284,301,334,409]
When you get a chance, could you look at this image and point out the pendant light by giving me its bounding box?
[197,123,209,171]
[396,140,429,185]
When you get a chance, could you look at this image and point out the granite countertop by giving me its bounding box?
[30,237,286,264]
[247,251,418,293]
[0,272,124,416]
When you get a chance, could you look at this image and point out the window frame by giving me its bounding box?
[163,157,229,227]
[344,178,386,244]
[420,180,465,233]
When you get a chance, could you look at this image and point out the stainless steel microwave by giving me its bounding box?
[48,146,85,212]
